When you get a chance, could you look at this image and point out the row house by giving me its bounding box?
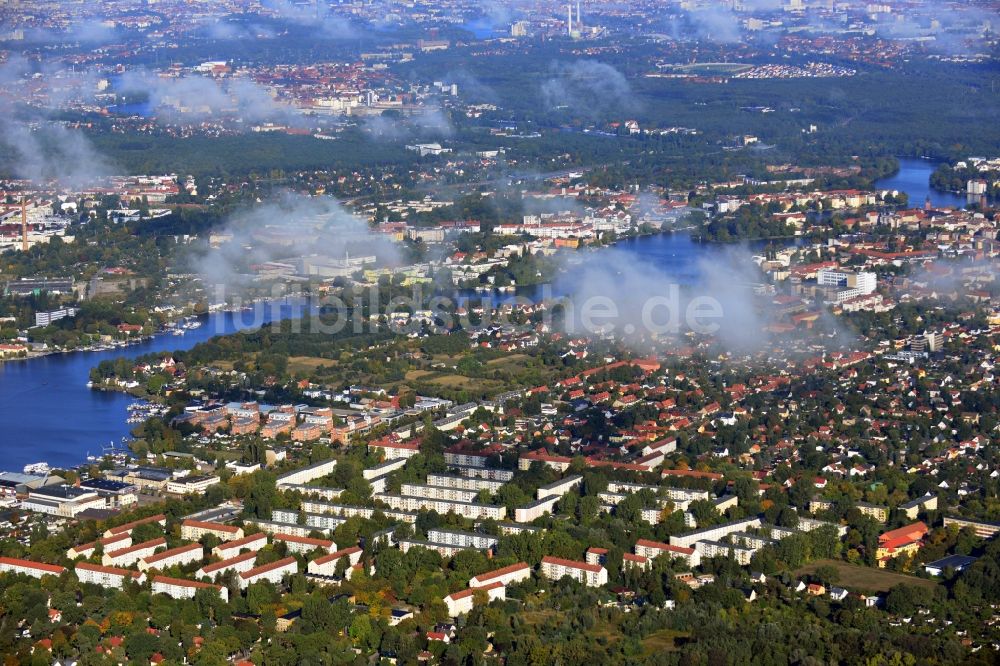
[75,562,144,589]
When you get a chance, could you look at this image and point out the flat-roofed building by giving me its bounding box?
[181,519,244,542]
[21,484,106,517]
[426,473,505,493]
[469,562,531,588]
[943,516,1000,539]
[166,475,221,496]
[75,562,144,588]
[139,543,203,572]
[276,459,337,487]
[540,556,607,587]
[0,556,66,579]
[400,483,481,503]
[514,496,558,523]
[152,575,228,602]
[426,528,498,551]
[669,517,763,549]
[374,493,505,520]
[239,556,298,589]
[196,551,257,580]
[536,475,582,500]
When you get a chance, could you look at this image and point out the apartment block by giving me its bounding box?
[634,539,702,568]
[276,459,337,487]
[196,551,258,581]
[539,556,607,587]
[103,537,167,567]
[469,562,531,588]
[307,546,363,577]
[374,493,506,520]
[152,575,228,602]
[669,517,763,549]
[536,475,582,500]
[514,496,558,523]
[67,532,131,559]
[272,533,336,555]
[400,483,482,503]
[212,532,268,559]
[426,473,505,493]
[139,543,203,572]
[180,519,244,542]
[426,528,498,551]
[103,514,166,538]
[0,556,66,579]
[239,556,298,589]
[445,581,505,617]
[75,562,145,589]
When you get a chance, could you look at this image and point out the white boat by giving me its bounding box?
[23,462,50,475]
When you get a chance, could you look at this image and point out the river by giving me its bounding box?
[0,159,955,472]
[874,157,968,209]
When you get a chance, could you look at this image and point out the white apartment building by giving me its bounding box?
[605,481,709,502]
[536,475,582,500]
[103,537,167,567]
[469,562,531,588]
[212,532,268,559]
[272,533,336,555]
[277,484,343,501]
[400,483,482,503]
[139,543,203,572]
[364,458,407,479]
[67,532,131,559]
[634,539,701,568]
[75,562,145,589]
[426,473,505,493]
[180,519,244,542]
[374,493,506,520]
[398,539,470,558]
[276,459,338,487]
[239,556,298,589]
[444,581,505,617]
[694,540,756,566]
[196,551,258,580]
[152,575,228,602]
[540,556,607,587]
[0,556,66,579]
[103,514,166,538]
[514,496,558,523]
[21,484,106,518]
[426,528,498,551]
[669,517,763,549]
[450,464,514,482]
[368,439,421,460]
[307,546,363,577]
[252,520,315,538]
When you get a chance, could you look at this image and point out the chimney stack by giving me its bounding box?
[20,199,27,252]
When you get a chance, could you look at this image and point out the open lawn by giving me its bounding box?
[287,356,336,375]
[642,629,691,653]
[795,559,939,593]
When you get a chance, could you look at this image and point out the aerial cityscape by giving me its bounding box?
[0,0,999,663]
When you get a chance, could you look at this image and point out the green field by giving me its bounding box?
[796,560,939,593]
